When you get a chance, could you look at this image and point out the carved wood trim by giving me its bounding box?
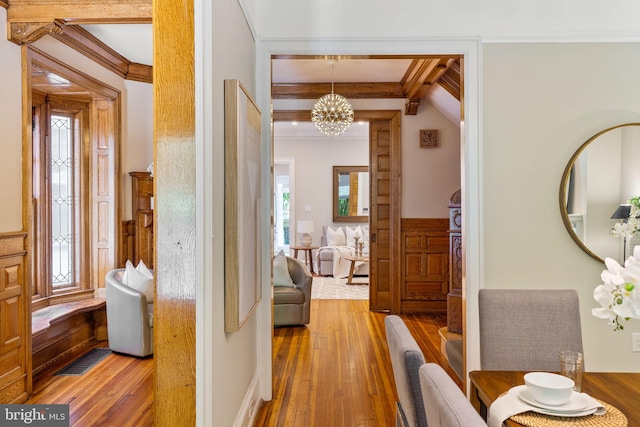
[49,24,152,83]
[9,21,63,44]
[404,99,420,115]
[11,21,153,84]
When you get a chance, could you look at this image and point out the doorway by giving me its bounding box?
[262,45,479,399]
[274,158,295,254]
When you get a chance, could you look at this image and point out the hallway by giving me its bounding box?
[254,299,459,426]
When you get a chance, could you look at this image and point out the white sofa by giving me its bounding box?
[316,225,370,278]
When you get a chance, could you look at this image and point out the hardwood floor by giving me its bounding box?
[25,300,458,427]
[27,343,154,426]
[254,299,461,427]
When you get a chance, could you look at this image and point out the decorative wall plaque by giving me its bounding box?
[420,129,439,148]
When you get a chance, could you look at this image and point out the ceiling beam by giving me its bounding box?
[6,0,151,23]
[272,82,405,100]
[402,58,457,114]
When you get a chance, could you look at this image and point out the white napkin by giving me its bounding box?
[488,386,606,427]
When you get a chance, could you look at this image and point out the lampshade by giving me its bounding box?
[611,204,632,220]
[311,60,354,137]
[297,220,314,233]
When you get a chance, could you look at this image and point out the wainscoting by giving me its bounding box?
[400,218,450,314]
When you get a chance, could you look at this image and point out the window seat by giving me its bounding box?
[32,298,106,336]
[32,298,107,380]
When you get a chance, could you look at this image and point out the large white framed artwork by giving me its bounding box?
[224,79,262,332]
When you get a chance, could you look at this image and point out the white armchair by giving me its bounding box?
[105,268,153,357]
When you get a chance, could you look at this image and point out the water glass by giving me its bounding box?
[559,350,583,392]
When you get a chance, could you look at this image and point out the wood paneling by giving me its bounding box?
[0,232,29,403]
[369,111,401,312]
[31,299,107,381]
[129,172,154,269]
[400,218,450,314]
[154,0,196,425]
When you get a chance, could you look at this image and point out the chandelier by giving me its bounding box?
[311,60,354,137]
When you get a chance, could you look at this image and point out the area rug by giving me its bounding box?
[55,348,112,376]
[312,276,369,300]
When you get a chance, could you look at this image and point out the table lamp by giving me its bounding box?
[611,204,632,260]
[297,220,314,247]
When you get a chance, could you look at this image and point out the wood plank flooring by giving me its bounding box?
[25,300,458,427]
[26,343,154,427]
[254,299,461,427]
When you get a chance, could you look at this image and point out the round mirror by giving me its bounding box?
[559,123,640,263]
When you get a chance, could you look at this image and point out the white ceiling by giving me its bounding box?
[82,24,153,66]
[274,120,369,139]
[272,58,413,83]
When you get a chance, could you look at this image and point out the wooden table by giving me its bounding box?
[469,370,640,426]
[290,245,318,274]
[344,255,369,285]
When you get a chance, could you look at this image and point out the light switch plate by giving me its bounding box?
[632,333,640,352]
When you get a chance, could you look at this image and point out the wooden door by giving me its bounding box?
[366,111,401,312]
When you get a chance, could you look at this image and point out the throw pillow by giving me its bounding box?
[362,227,370,254]
[273,250,295,287]
[326,226,346,247]
[122,260,155,301]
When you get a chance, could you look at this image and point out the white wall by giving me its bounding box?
[121,80,154,220]
[253,1,640,39]
[273,96,461,228]
[198,0,260,424]
[483,42,640,372]
[274,127,369,248]
[0,7,24,232]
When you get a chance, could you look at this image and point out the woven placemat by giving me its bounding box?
[510,400,627,427]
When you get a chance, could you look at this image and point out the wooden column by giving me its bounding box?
[154,0,196,425]
[447,190,463,334]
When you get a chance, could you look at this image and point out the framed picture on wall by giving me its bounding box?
[420,129,439,148]
[224,79,262,332]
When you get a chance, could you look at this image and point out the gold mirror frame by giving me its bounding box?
[333,165,369,223]
[559,123,640,263]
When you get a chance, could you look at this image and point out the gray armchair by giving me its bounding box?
[105,268,153,357]
[274,256,312,326]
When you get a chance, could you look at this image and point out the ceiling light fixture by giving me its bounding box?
[311,59,354,137]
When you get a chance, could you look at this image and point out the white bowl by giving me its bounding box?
[524,372,575,406]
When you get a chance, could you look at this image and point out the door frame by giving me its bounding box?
[256,39,481,398]
[272,110,402,312]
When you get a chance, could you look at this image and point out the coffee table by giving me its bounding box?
[344,255,369,285]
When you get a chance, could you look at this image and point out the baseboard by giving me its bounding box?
[232,371,262,427]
